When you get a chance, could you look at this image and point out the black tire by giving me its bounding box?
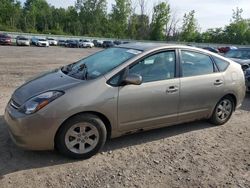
[209,96,234,125]
[55,113,107,159]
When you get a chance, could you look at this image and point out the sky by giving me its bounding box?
[19,0,250,31]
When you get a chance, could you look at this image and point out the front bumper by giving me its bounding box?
[4,102,61,150]
[37,43,48,47]
[0,40,11,45]
[18,42,30,46]
[49,42,57,46]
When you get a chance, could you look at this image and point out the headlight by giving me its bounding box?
[20,91,64,115]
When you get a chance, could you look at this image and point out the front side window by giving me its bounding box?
[129,51,176,83]
[62,48,142,80]
[181,50,215,77]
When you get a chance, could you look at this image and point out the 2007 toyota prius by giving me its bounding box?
[4,43,246,159]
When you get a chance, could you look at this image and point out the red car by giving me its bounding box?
[218,46,237,53]
[0,34,12,45]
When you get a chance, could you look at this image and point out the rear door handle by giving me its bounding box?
[214,79,223,86]
[166,86,178,93]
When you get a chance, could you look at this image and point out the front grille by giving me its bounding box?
[10,99,21,109]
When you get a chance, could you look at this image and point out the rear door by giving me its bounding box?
[178,50,225,121]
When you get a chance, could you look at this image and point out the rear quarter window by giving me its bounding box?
[213,57,229,72]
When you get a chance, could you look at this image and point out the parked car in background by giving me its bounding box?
[58,40,66,46]
[93,40,98,47]
[113,40,122,45]
[203,47,219,53]
[4,43,246,159]
[79,40,94,48]
[218,46,237,53]
[0,34,12,45]
[93,40,103,47]
[122,41,130,44]
[224,48,250,91]
[37,39,49,47]
[65,40,79,48]
[16,36,30,46]
[102,41,114,48]
[47,38,58,46]
[31,37,39,46]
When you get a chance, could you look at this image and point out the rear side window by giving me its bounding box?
[181,50,215,77]
[213,57,229,72]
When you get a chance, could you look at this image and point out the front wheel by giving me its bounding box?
[209,96,234,125]
[56,114,107,159]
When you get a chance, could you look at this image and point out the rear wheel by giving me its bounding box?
[209,96,234,125]
[56,114,107,159]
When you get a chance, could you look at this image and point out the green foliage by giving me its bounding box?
[110,0,131,38]
[180,10,198,42]
[150,2,170,40]
[127,14,149,40]
[200,8,250,44]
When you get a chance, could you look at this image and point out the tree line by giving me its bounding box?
[0,0,250,44]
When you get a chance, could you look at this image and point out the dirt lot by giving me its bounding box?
[0,46,249,188]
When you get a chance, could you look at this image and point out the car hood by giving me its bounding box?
[12,69,82,105]
[229,58,250,65]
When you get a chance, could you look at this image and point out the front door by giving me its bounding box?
[117,50,180,131]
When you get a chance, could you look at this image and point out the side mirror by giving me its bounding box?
[123,73,142,85]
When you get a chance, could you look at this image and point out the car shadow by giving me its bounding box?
[0,115,212,177]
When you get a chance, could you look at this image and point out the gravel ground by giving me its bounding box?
[0,46,249,188]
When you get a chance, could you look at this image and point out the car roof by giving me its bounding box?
[118,42,186,51]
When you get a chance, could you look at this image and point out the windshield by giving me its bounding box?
[19,38,29,40]
[62,47,142,80]
[225,49,250,60]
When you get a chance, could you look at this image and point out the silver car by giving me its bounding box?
[4,43,246,159]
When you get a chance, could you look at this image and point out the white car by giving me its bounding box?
[37,39,49,47]
[16,36,30,46]
[47,38,58,46]
[80,40,94,48]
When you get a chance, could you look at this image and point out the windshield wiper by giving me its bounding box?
[69,63,88,80]
[80,64,88,80]
[62,63,76,74]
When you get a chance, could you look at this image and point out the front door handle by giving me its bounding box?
[166,86,178,93]
[214,79,223,86]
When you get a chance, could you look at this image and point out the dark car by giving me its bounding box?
[0,34,12,45]
[31,37,39,46]
[58,40,66,46]
[102,41,114,48]
[203,47,219,53]
[113,40,122,45]
[122,41,130,44]
[225,48,250,91]
[65,40,79,48]
[218,46,237,53]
